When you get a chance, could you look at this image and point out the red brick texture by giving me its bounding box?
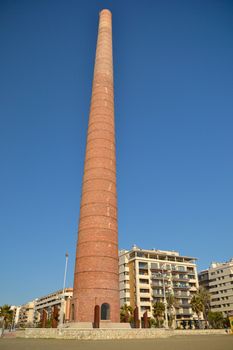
[72,9,120,323]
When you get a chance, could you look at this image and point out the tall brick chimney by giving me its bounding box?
[71,9,120,323]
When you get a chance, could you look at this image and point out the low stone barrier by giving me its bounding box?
[170,329,226,336]
[21,328,227,340]
[13,330,25,338]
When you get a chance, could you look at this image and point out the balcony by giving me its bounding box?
[174,292,190,298]
[139,294,151,301]
[189,286,197,292]
[139,282,150,288]
[139,270,149,276]
[210,300,222,306]
[171,266,178,271]
[172,276,189,282]
[151,266,169,272]
[152,292,163,297]
[151,284,163,289]
[181,303,191,308]
[151,273,170,280]
[173,285,190,290]
[151,282,171,288]
[176,310,192,316]
[140,299,151,304]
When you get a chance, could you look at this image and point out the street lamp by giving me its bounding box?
[59,252,69,326]
[160,264,168,329]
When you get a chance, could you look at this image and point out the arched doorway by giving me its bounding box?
[101,303,110,320]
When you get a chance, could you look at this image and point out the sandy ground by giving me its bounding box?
[0,335,233,350]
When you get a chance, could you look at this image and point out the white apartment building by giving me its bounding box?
[119,246,199,324]
[16,288,73,327]
[10,305,21,326]
[34,288,73,323]
[18,300,36,327]
[208,259,233,316]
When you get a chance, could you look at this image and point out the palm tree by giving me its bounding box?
[0,305,13,329]
[166,293,179,328]
[198,287,211,325]
[190,294,203,320]
[120,304,133,323]
[152,301,165,327]
[190,287,210,327]
[208,311,224,329]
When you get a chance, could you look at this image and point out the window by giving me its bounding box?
[139,279,149,284]
[123,298,130,302]
[151,263,159,269]
[140,297,150,302]
[139,262,148,268]
[101,303,110,320]
[177,266,185,271]
[140,306,150,311]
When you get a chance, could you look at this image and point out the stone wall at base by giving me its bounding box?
[14,330,25,338]
[20,328,227,340]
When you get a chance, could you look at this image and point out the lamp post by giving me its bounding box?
[59,252,69,326]
[161,264,168,329]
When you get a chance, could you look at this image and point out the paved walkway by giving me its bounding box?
[0,335,233,350]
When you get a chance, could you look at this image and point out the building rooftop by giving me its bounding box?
[210,258,233,269]
[35,288,73,303]
[119,245,197,262]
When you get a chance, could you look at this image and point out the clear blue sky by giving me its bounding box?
[0,0,232,306]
